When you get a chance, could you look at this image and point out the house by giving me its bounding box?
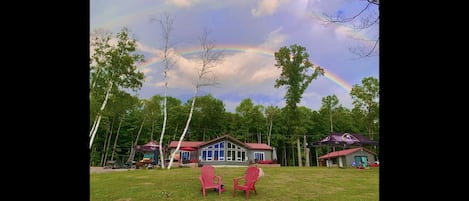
[168,134,275,166]
[318,147,378,168]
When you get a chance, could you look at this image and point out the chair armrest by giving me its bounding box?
[234,176,245,180]
[215,175,222,184]
[233,176,246,185]
[199,176,204,185]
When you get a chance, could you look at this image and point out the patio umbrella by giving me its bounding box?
[313,133,378,147]
[272,147,277,161]
[136,140,159,152]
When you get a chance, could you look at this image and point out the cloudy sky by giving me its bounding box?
[90,0,379,113]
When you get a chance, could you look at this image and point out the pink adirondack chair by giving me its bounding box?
[233,165,260,200]
[199,165,223,197]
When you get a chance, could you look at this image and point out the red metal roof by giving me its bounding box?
[245,143,272,150]
[318,147,376,159]
[168,141,205,148]
[168,134,272,150]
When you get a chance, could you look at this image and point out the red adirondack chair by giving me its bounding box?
[233,165,260,200]
[199,165,223,197]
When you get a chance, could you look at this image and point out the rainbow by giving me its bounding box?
[136,45,353,92]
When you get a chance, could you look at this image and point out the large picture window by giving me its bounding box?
[226,142,247,162]
[200,141,247,162]
[201,141,226,161]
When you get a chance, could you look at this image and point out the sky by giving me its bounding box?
[90,0,379,113]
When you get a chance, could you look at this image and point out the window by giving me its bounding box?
[227,149,232,161]
[201,141,226,161]
[181,151,190,163]
[226,142,247,162]
[181,151,190,161]
[200,141,248,162]
[253,152,265,161]
[219,150,224,160]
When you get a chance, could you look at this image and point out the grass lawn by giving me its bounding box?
[90,166,379,201]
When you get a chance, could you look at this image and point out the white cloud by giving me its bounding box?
[136,41,162,55]
[260,27,287,49]
[138,26,290,101]
[251,0,291,17]
[166,0,197,8]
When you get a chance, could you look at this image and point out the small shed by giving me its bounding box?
[318,147,377,168]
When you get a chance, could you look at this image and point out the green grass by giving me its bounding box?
[90,166,379,201]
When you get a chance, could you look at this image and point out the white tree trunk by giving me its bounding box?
[90,116,99,137]
[89,81,113,149]
[111,117,123,161]
[90,114,103,148]
[297,137,302,167]
[159,88,168,169]
[167,87,199,169]
[304,135,310,167]
[102,118,115,167]
[100,129,108,167]
[257,131,262,143]
[127,118,145,164]
[267,118,273,146]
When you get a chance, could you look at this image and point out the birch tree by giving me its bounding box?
[89,27,145,149]
[153,13,176,168]
[167,29,223,169]
[127,101,146,164]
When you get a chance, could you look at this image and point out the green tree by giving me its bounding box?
[235,98,265,143]
[330,106,355,133]
[264,105,280,146]
[320,95,340,132]
[89,27,145,149]
[274,44,324,166]
[350,76,379,140]
[190,94,226,141]
[143,95,164,140]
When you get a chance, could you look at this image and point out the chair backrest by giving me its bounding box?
[200,165,216,185]
[244,166,260,187]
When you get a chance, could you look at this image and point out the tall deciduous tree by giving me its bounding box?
[167,29,223,169]
[350,76,379,140]
[274,44,324,166]
[89,27,145,149]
